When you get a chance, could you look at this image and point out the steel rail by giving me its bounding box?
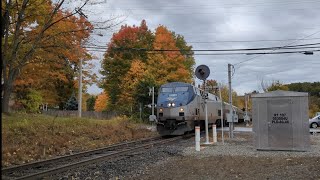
[2,135,191,180]
[1,136,162,178]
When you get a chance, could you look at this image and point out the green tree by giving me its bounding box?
[267,81,289,91]
[133,77,159,119]
[286,82,320,117]
[86,96,96,111]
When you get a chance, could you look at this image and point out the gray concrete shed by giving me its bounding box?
[252,90,310,151]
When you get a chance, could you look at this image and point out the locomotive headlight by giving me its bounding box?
[180,108,184,112]
[167,102,175,107]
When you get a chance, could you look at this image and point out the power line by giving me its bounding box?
[84,42,320,52]
[85,38,320,48]
[187,38,320,44]
[87,49,320,56]
[128,7,320,16]
[233,30,320,66]
[106,0,320,10]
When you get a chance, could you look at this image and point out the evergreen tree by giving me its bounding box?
[65,94,78,110]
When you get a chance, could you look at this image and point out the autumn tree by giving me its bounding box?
[101,21,195,114]
[173,33,195,79]
[117,60,147,114]
[146,25,192,85]
[94,92,109,112]
[101,20,153,110]
[205,79,240,107]
[1,0,99,113]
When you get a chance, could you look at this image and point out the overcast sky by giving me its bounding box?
[72,0,320,95]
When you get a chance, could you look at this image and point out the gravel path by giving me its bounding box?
[56,132,320,180]
[57,139,190,180]
[183,132,320,158]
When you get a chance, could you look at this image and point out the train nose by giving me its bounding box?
[165,120,177,129]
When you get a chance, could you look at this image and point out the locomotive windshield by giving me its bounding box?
[175,87,189,92]
[161,87,173,93]
[158,83,195,108]
[161,87,188,93]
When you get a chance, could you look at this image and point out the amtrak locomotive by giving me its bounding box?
[155,82,244,136]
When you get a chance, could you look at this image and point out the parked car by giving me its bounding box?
[309,115,320,128]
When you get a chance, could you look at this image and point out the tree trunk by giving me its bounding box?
[2,68,18,113]
[2,81,13,113]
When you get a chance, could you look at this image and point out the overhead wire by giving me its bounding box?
[84,38,320,48]
[87,49,320,55]
[233,30,320,67]
[84,42,320,51]
[106,0,320,11]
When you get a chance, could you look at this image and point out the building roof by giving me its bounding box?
[251,90,308,98]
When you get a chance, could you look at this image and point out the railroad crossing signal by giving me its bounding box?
[195,65,210,80]
[195,65,211,145]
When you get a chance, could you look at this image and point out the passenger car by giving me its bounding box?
[309,115,320,128]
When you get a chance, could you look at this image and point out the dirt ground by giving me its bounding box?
[133,156,320,180]
[128,131,320,180]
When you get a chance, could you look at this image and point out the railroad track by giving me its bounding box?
[2,135,192,180]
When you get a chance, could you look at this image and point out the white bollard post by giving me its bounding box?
[195,126,200,151]
[212,125,217,143]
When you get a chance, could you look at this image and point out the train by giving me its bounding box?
[154,82,246,136]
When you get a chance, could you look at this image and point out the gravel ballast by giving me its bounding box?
[57,132,320,180]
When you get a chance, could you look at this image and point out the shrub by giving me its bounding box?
[20,89,43,113]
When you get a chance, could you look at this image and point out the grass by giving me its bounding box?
[2,112,157,167]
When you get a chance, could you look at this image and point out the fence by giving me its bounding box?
[42,110,118,120]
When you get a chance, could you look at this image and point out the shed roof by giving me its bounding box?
[252,90,308,98]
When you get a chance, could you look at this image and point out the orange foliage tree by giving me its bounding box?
[101,21,195,114]
[118,60,147,113]
[94,92,109,112]
[2,0,95,111]
[147,25,192,85]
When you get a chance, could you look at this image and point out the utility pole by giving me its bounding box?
[228,63,234,138]
[78,58,82,118]
[149,87,155,116]
[148,87,157,122]
[152,87,155,116]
